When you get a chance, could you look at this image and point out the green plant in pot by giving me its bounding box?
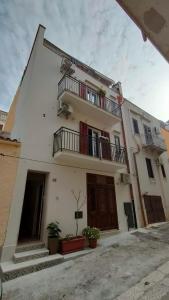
[47,221,61,255]
[83,226,100,248]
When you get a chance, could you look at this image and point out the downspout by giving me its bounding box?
[116,90,137,228]
[133,148,146,226]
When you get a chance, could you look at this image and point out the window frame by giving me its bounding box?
[145,158,154,178]
[132,118,140,135]
[161,164,166,178]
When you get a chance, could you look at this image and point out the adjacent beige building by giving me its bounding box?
[0,132,20,253]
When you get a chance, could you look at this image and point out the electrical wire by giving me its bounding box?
[0,152,124,175]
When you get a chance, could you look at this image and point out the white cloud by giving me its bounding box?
[0,0,168,120]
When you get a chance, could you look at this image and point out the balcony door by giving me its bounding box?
[144,125,153,145]
[88,128,100,158]
[80,122,111,160]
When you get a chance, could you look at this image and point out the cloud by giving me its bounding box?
[0,0,168,121]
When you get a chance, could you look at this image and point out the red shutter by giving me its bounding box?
[100,130,111,160]
[79,83,86,100]
[80,122,88,155]
[100,96,105,109]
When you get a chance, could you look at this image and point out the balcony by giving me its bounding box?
[57,76,121,126]
[142,133,167,153]
[53,127,126,173]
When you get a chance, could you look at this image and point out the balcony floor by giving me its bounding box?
[54,150,126,173]
[58,91,121,127]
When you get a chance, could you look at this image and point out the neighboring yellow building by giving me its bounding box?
[161,128,169,156]
[0,133,20,251]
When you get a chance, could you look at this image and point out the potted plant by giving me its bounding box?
[60,190,86,255]
[98,88,106,97]
[83,226,100,249]
[61,234,85,254]
[47,221,61,254]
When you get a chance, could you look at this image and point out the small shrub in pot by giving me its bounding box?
[83,227,100,248]
[47,221,61,254]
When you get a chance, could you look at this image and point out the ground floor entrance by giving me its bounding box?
[144,195,166,224]
[18,172,46,243]
[87,174,118,230]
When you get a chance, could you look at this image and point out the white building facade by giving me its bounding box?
[1,25,133,263]
[122,99,169,227]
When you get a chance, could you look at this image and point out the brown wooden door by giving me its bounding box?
[144,195,165,224]
[87,174,118,230]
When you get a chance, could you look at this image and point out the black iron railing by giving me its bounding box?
[58,76,121,118]
[53,127,126,164]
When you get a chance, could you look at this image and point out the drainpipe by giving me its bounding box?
[116,85,137,228]
[156,158,168,219]
[133,148,146,227]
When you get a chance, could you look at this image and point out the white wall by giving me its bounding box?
[122,100,169,226]
[2,26,130,262]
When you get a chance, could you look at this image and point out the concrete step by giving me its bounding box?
[16,242,45,253]
[13,248,49,263]
[1,254,64,282]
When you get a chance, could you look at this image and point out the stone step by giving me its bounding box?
[1,254,64,282]
[16,242,45,253]
[13,248,49,263]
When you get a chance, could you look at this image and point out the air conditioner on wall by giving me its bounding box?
[57,102,74,118]
[120,173,131,184]
[60,58,75,75]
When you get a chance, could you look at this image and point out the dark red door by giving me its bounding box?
[144,195,165,224]
[87,174,118,230]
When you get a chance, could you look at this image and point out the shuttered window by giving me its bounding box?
[145,158,154,178]
[132,118,139,134]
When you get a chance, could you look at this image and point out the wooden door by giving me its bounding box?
[144,195,165,224]
[87,174,118,230]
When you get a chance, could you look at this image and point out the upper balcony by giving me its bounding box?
[142,133,167,154]
[57,76,121,126]
[53,127,126,173]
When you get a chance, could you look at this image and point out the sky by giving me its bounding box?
[0,0,169,121]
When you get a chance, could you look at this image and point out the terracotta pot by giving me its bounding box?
[89,239,97,248]
[48,237,60,255]
[60,236,85,254]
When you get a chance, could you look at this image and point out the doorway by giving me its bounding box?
[144,195,166,224]
[87,174,118,230]
[18,172,46,243]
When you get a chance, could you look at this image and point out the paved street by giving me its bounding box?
[3,223,169,300]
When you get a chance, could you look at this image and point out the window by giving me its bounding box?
[161,164,166,178]
[132,118,139,134]
[145,158,154,178]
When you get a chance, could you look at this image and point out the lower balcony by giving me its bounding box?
[53,127,126,173]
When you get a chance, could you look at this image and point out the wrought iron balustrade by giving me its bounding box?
[53,127,126,164]
[58,76,121,118]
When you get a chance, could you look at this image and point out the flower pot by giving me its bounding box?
[60,236,85,254]
[48,237,60,255]
[89,239,97,248]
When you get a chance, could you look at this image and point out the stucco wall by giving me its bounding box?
[0,140,20,251]
[122,100,169,225]
[1,26,131,262]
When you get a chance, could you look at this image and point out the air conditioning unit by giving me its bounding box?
[57,102,74,118]
[120,173,131,184]
[60,58,75,75]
